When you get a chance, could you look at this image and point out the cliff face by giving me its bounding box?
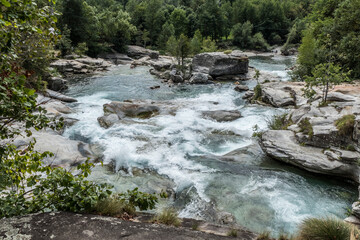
[0,212,257,240]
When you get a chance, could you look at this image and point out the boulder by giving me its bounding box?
[46,77,68,92]
[192,52,248,79]
[202,110,242,122]
[242,91,254,100]
[170,69,184,83]
[97,114,120,129]
[261,130,359,182]
[261,86,295,107]
[189,72,212,84]
[234,85,249,92]
[103,102,160,119]
[127,45,159,59]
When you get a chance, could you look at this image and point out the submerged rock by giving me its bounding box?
[103,101,160,119]
[202,110,242,122]
[234,85,249,92]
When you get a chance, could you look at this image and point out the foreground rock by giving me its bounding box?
[0,212,257,240]
[192,51,248,81]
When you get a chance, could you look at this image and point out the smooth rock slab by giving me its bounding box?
[261,130,359,182]
[0,212,257,240]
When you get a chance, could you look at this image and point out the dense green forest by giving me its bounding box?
[55,0,314,56]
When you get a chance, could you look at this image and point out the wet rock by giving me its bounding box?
[150,85,160,90]
[234,85,249,92]
[242,91,254,100]
[189,72,212,84]
[127,45,159,59]
[98,52,133,65]
[216,212,236,225]
[202,110,242,122]
[192,52,248,79]
[170,69,184,83]
[261,130,359,182]
[45,89,77,103]
[97,114,120,129]
[103,101,160,119]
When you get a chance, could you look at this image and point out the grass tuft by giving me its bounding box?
[298,217,357,240]
[227,228,238,237]
[93,196,136,217]
[153,208,182,227]
[335,114,355,136]
[267,114,293,130]
[298,118,313,139]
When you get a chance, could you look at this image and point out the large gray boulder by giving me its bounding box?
[261,130,359,182]
[127,45,159,59]
[202,110,242,122]
[192,52,248,79]
[103,102,160,119]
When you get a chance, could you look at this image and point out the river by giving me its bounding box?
[63,55,356,235]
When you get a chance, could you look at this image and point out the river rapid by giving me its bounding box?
[63,56,356,235]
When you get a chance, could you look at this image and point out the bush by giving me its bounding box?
[74,42,89,57]
[253,84,262,101]
[153,208,181,227]
[297,217,357,240]
[335,115,355,136]
[251,32,270,51]
[298,118,313,138]
[267,114,293,130]
[94,196,136,217]
[224,50,233,54]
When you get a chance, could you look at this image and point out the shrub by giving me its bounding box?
[297,217,357,240]
[257,231,273,240]
[227,228,238,237]
[298,118,313,138]
[74,42,89,57]
[253,84,262,101]
[153,208,181,227]
[94,196,136,217]
[335,115,355,136]
[224,50,233,54]
[267,114,293,130]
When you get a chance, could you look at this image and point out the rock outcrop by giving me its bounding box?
[192,51,248,80]
[202,110,242,122]
[127,45,159,60]
[0,212,257,240]
[50,57,112,77]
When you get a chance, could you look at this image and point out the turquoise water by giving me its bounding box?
[63,57,356,235]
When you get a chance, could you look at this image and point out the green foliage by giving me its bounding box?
[252,32,270,51]
[190,30,203,55]
[166,34,190,66]
[297,217,358,240]
[74,42,89,57]
[118,188,158,211]
[153,208,182,227]
[94,196,136,217]
[57,25,73,57]
[253,84,262,101]
[304,63,351,102]
[232,21,254,49]
[157,22,175,49]
[201,37,217,53]
[298,118,313,139]
[267,114,293,130]
[170,8,188,38]
[227,228,238,237]
[335,114,355,136]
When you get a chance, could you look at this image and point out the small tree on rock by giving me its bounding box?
[304,63,351,103]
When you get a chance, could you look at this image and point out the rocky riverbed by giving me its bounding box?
[5,46,359,236]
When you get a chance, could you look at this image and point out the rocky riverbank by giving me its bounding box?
[249,80,360,225]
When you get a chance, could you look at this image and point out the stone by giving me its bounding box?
[170,69,184,83]
[103,102,160,119]
[97,114,120,129]
[192,52,248,79]
[242,91,254,100]
[352,202,360,219]
[45,89,77,103]
[202,110,242,122]
[46,77,68,92]
[261,130,359,182]
[353,115,360,144]
[326,92,356,102]
[127,45,159,59]
[98,52,133,65]
[189,72,211,84]
[261,86,295,107]
[234,85,249,92]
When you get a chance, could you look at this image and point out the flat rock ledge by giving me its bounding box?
[0,212,257,240]
[261,130,359,182]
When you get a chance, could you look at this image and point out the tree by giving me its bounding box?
[197,0,225,41]
[177,34,191,66]
[170,8,188,38]
[304,63,351,103]
[232,21,253,49]
[190,30,202,55]
[201,37,217,52]
[157,22,175,49]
